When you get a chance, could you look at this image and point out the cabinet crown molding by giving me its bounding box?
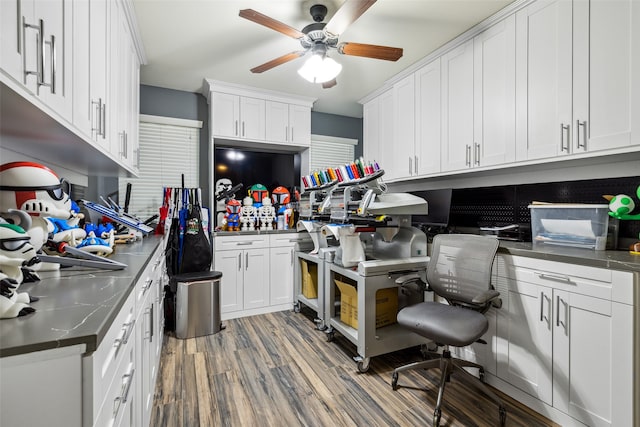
[203,78,316,108]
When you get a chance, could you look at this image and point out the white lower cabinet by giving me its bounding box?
[214,232,311,320]
[492,255,634,427]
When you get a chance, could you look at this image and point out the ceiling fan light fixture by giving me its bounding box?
[297,54,342,84]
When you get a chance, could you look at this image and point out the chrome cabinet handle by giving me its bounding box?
[113,367,135,417]
[537,272,572,284]
[474,142,480,166]
[236,241,253,246]
[291,127,294,141]
[576,120,587,150]
[238,252,241,270]
[408,156,412,175]
[560,124,570,152]
[290,249,294,266]
[242,121,245,137]
[235,120,238,136]
[245,252,249,270]
[101,103,107,138]
[23,18,43,85]
[539,292,551,325]
[414,155,418,175]
[285,126,288,141]
[465,144,471,167]
[122,319,135,344]
[44,34,55,93]
[91,98,102,135]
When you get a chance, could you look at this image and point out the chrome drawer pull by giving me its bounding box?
[537,273,572,283]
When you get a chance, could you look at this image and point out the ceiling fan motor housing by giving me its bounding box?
[310,4,328,22]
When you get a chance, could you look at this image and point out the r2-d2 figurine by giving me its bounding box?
[258,197,275,230]
[240,196,256,231]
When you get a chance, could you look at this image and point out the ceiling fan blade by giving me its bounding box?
[239,9,305,39]
[250,51,306,74]
[338,42,403,61]
[324,0,377,36]
[322,79,337,89]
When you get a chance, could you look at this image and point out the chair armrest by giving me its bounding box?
[395,273,421,285]
[471,289,500,304]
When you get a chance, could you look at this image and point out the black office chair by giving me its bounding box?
[391,234,506,427]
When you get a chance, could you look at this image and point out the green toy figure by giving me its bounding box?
[607,184,640,254]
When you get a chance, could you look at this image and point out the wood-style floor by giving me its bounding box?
[151,308,558,427]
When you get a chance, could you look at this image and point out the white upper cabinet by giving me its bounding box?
[73,0,109,150]
[515,0,638,160]
[515,0,575,160]
[378,88,397,180]
[572,0,639,153]
[393,74,415,179]
[473,14,516,167]
[441,39,475,171]
[414,57,441,177]
[363,96,381,164]
[265,101,311,147]
[0,0,73,120]
[206,80,315,148]
[212,93,265,140]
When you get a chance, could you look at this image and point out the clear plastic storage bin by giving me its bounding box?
[528,204,610,250]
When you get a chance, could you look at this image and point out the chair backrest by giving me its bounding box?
[426,234,499,306]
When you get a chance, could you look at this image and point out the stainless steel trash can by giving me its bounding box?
[172,271,223,339]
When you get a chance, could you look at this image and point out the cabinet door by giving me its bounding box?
[212,92,239,137]
[515,0,572,160]
[394,74,415,179]
[90,0,109,146]
[243,248,270,310]
[265,100,288,143]
[32,0,73,120]
[415,58,441,176]
[553,290,633,427]
[363,98,381,163]
[378,89,396,179]
[497,279,553,405]
[289,104,311,146]
[573,0,638,153]
[239,96,265,140]
[473,15,516,167]
[214,249,243,313]
[270,246,294,305]
[0,0,22,81]
[441,39,474,171]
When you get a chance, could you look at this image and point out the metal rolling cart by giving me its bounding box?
[325,256,430,373]
[294,247,336,329]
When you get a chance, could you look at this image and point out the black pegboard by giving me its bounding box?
[447,176,640,240]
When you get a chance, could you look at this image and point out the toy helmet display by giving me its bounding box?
[271,186,290,205]
[0,161,72,218]
[226,199,242,214]
[249,184,268,204]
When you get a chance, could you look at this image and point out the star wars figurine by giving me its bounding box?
[240,196,257,231]
[0,214,41,318]
[258,197,276,230]
[0,162,76,270]
[222,199,242,231]
[249,184,269,209]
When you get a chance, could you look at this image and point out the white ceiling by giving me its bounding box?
[132,0,514,118]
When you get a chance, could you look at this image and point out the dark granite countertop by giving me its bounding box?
[0,236,163,358]
[497,241,640,273]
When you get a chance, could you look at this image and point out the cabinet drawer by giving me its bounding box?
[135,246,164,310]
[497,255,614,299]
[85,291,135,422]
[269,232,311,248]
[93,340,136,427]
[214,234,269,250]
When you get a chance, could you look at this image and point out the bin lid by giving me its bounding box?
[170,270,222,284]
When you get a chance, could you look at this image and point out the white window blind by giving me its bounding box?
[310,134,357,171]
[119,115,201,219]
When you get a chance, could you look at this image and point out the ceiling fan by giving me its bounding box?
[239,0,403,88]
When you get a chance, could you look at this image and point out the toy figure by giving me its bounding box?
[0,162,76,270]
[215,178,233,227]
[607,184,640,253]
[271,186,291,214]
[240,196,257,231]
[249,184,269,209]
[222,199,242,231]
[258,197,276,230]
[0,215,40,318]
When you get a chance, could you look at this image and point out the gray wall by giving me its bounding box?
[311,111,363,157]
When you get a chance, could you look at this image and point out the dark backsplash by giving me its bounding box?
[448,176,640,242]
